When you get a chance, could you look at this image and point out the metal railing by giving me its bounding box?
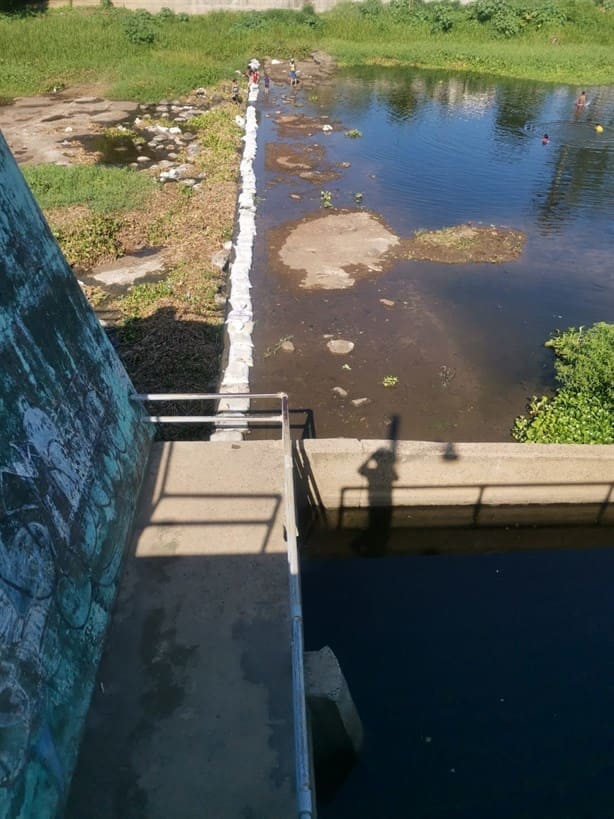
[134,391,314,819]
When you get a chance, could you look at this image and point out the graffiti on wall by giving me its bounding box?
[0,131,152,817]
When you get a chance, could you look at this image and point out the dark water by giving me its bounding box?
[302,531,614,818]
[251,71,614,441]
[252,70,614,816]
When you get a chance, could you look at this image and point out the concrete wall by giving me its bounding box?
[295,439,614,528]
[0,131,153,818]
[51,0,477,13]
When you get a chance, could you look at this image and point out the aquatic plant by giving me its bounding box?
[320,190,333,208]
[513,323,614,443]
[382,375,399,387]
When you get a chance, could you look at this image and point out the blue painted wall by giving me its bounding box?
[0,131,153,817]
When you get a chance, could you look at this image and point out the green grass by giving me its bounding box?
[0,0,612,100]
[22,164,155,212]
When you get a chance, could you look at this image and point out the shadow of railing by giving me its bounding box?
[335,479,614,530]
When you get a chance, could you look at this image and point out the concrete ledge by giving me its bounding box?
[295,439,614,527]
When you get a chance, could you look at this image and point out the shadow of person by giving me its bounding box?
[351,445,398,558]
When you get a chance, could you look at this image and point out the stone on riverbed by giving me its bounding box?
[327,339,354,355]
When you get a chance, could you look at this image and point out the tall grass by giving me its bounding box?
[0,0,612,99]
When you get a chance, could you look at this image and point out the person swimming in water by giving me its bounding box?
[542,133,550,145]
[576,91,587,108]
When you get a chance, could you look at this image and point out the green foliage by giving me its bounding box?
[473,0,567,36]
[512,391,614,443]
[320,189,333,208]
[430,2,460,32]
[53,214,123,267]
[547,322,614,404]
[23,164,154,213]
[189,107,243,181]
[513,323,614,444]
[358,0,384,17]
[121,280,174,316]
[1,0,613,99]
[123,9,157,44]
[157,7,176,21]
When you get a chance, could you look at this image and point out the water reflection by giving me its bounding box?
[253,69,614,441]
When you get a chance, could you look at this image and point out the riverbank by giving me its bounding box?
[1,2,613,102]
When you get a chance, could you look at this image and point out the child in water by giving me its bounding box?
[541,133,550,145]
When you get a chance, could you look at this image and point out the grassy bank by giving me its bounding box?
[1,0,613,100]
[18,104,244,398]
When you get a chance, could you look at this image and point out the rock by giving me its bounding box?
[214,293,227,307]
[351,397,370,407]
[332,386,348,398]
[211,249,231,271]
[380,298,395,308]
[322,124,333,132]
[327,339,354,355]
[280,340,295,353]
[136,155,150,164]
[169,126,182,135]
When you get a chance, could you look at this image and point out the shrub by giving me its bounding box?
[123,9,157,44]
[358,0,384,17]
[513,323,614,443]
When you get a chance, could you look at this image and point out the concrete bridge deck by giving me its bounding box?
[66,440,296,819]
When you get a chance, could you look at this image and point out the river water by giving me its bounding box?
[248,70,614,816]
[250,70,614,441]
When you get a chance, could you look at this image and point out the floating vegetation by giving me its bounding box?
[320,189,333,208]
[344,129,363,138]
[382,375,398,387]
[439,365,456,388]
[264,335,294,358]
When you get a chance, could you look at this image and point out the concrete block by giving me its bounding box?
[305,645,363,799]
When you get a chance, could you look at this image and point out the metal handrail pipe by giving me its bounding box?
[136,392,284,402]
[145,415,282,425]
[131,389,314,817]
[281,394,314,818]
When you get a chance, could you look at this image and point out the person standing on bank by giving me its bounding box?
[264,71,270,96]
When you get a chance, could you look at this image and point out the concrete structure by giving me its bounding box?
[295,438,614,528]
[51,0,474,11]
[68,436,614,816]
[66,440,298,819]
[305,645,363,779]
[0,130,152,818]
